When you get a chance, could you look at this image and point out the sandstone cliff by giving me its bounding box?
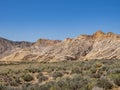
[0,31,120,62]
[0,37,33,59]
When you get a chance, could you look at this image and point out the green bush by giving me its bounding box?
[22,83,33,90]
[22,74,34,82]
[90,67,97,74]
[101,65,109,71]
[51,71,63,79]
[15,77,21,84]
[95,62,103,68]
[82,63,91,70]
[25,68,41,73]
[90,73,101,78]
[39,81,55,90]
[38,76,48,83]
[37,72,43,78]
[109,68,120,74]
[110,74,120,86]
[96,79,113,90]
[51,76,88,90]
[25,84,40,90]
[9,80,19,86]
[71,67,82,74]
[0,84,7,90]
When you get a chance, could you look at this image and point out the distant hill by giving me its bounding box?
[1,31,120,62]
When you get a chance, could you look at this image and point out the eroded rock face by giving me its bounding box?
[0,37,33,59]
[1,31,120,62]
[34,39,61,47]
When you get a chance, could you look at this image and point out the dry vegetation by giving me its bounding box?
[0,60,120,90]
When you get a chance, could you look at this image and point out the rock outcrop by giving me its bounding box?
[0,37,33,59]
[0,31,120,62]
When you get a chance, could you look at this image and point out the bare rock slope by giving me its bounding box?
[1,31,120,62]
[0,37,33,59]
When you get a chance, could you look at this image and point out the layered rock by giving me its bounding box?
[0,37,33,59]
[0,31,120,62]
[85,31,120,60]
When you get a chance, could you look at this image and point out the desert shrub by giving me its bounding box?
[7,69,14,74]
[82,63,91,70]
[14,70,22,74]
[25,84,40,90]
[90,73,101,78]
[49,74,88,90]
[95,62,103,68]
[38,76,48,83]
[109,68,120,74]
[96,79,113,90]
[53,76,89,90]
[0,84,7,90]
[42,66,55,73]
[37,72,48,83]
[22,83,33,90]
[110,74,120,86]
[25,68,41,73]
[3,86,17,90]
[22,74,34,82]
[9,80,19,86]
[55,66,66,71]
[49,78,67,90]
[71,74,83,81]
[54,78,69,90]
[15,77,21,84]
[86,82,95,90]
[110,60,120,69]
[90,67,97,74]
[37,72,43,78]
[101,65,109,71]
[51,71,63,79]
[71,67,82,74]
[39,81,55,90]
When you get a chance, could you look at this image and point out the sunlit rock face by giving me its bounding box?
[1,31,120,62]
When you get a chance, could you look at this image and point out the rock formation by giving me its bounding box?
[0,37,33,59]
[0,31,120,62]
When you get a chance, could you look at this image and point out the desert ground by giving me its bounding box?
[0,59,120,90]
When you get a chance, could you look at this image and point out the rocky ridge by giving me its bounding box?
[0,31,120,62]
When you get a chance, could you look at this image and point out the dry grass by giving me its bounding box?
[0,60,119,90]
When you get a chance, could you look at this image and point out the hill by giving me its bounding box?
[1,31,120,62]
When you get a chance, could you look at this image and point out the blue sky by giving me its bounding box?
[0,0,120,41]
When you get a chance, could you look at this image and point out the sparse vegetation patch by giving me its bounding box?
[0,59,119,90]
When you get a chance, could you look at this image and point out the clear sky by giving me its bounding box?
[0,0,120,41]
